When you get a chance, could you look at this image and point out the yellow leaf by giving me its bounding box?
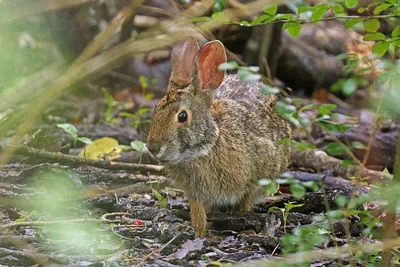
[79,137,121,160]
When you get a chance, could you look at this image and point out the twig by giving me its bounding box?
[141,235,178,263]
[0,0,96,23]
[71,0,147,67]
[0,218,104,232]
[3,145,164,175]
[360,78,392,177]
[291,149,392,181]
[253,14,400,26]
[101,212,130,223]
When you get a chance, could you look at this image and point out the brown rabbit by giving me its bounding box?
[146,37,291,236]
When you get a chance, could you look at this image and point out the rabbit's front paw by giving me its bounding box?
[189,198,207,237]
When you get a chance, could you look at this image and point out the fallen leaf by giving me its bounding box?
[79,137,121,160]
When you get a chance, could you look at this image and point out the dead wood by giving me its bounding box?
[276,32,344,93]
[296,21,350,56]
[291,149,392,182]
[1,145,163,175]
[336,124,398,171]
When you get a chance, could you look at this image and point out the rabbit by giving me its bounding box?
[146,36,291,237]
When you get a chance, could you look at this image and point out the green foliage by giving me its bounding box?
[200,0,400,58]
[101,85,153,130]
[269,202,304,233]
[130,140,147,164]
[152,188,167,208]
[345,0,358,9]
[326,142,346,156]
[282,225,328,254]
[57,123,92,148]
[213,0,226,12]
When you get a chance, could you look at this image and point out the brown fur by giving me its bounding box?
[147,37,291,236]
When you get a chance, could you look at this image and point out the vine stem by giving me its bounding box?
[252,14,400,26]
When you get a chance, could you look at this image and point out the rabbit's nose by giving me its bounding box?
[147,141,161,157]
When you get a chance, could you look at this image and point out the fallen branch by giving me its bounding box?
[0,0,96,23]
[0,218,104,232]
[3,145,164,175]
[291,149,392,182]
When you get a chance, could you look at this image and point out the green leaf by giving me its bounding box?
[260,179,279,195]
[318,104,337,115]
[326,210,344,219]
[276,14,294,20]
[260,84,280,95]
[351,141,367,150]
[326,142,346,156]
[131,140,147,153]
[312,4,329,20]
[57,123,78,139]
[335,195,347,208]
[250,14,272,25]
[276,101,296,115]
[268,206,285,214]
[363,32,386,41]
[218,61,239,70]
[372,41,389,57]
[298,6,313,14]
[357,7,365,13]
[15,218,27,222]
[283,22,302,38]
[77,137,93,145]
[139,75,148,89]
[101,88,116,107]
[342,78,358,96]
[263,4,278,16]
[364,19,380,32]
[331,4,344,13]
[285,201,304,212]
[291,140,316,151]
[189,16,211,23]
[313,215,326,222]
[345,0,358,9]
[298,103,317,113]
[302,181,319,191]
[238,72,261,81]
[290,183,306,199]
[248,66,260,72]
[342,159,354,166]
[392,26,400,37]
[213,0,225,12]
[393,40,400,47]
[344,18,362,28]
[374,3,393,15]
[211,12,230,23]
[152,189,167,208]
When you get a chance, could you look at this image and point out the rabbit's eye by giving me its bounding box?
[178,111,188,123]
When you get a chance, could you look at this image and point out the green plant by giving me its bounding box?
[57,123,92,148]
[130,140,147,164]
[268,202,305,233]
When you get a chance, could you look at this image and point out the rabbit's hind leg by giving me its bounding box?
[234,192,254,213]
[189,198,207,237]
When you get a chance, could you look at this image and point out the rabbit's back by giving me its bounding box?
[213,74,291,176]
[214,75,274,110]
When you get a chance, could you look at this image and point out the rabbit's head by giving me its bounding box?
[147,37,227,164]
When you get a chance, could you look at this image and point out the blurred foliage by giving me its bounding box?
[0,19,57,90]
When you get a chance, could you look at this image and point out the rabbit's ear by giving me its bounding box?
[196,41,226,91]
[170,36,200,88]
